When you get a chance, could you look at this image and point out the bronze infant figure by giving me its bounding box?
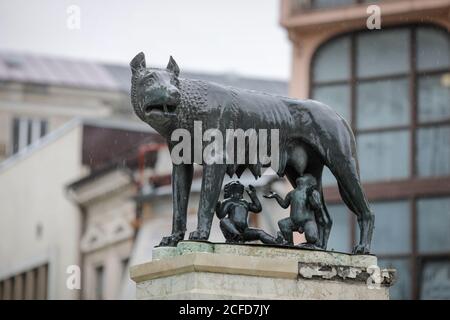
[216,181,283,245]
[264,174,330,249]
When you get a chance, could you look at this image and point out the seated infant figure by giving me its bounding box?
[264,174,330,248]
[216,181,283,244]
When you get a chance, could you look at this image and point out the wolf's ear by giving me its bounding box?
[130,52,146,74]
[166,56,180,77]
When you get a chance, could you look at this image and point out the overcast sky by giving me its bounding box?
[0,0,291,80]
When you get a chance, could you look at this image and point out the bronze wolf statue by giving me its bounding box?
[130,52,374,254]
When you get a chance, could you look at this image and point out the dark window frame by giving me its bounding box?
[12,117,20,154]
[10,117,48,155]
[290,0,371,14]
[94,264,104,300]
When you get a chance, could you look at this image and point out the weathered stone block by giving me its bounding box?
[130,241,395,300]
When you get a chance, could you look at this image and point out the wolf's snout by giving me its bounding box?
[166,86,180,105]
[169,89,180,101]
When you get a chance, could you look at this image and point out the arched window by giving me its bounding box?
[312,25,450,183]
[311,25,450,300]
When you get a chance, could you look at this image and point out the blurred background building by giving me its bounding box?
[0,0,449,300]
[0,51,288,299]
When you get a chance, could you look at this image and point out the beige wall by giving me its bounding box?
[0,122,84,299]
[77,179,137,300]
[83,240,133,300]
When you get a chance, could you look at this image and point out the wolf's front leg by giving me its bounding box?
[159,163,193,247]
[189,164,226,241]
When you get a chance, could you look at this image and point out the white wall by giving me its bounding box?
[0,122,84,299]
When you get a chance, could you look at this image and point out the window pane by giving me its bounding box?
[417,197,450,253]
[12,118,19,154]
[95,265,104,300]
[356,78,409,129]
[378,258,411,300]
[121,258,129,277]
[326,204,350,253]
[313,36,350,82]
[357,29,410,77]
[311,0,355,9]
[416,126,450,177]
[31,119,41,143]
[26,119,32,146]
[371,201,411,254]
[418,73,450,123]
[313,84,350,122]
[40,120,47,137]
[322,167,337,186]
[18,118,28,151]
[420,260,450,300]
[355,200,411,255]
[417,27,450,71]
[357,131,410,182]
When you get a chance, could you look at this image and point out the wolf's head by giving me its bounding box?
[130,52,181,136]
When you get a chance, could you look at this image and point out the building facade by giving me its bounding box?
[281,0,450,299]
[0,52,136,162]
[0,119,161,299]
[0,51,289,300]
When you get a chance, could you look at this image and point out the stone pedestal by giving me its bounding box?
[130,241,395,300]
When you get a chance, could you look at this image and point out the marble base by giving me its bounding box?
[130,241,395,300]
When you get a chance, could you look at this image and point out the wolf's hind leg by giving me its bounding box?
[336,170,374,254]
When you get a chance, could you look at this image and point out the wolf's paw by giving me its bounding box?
[275,232,288,245]
[189,229,209,241]
[353,244,370,254]
[298,243,321,250]
[159,232,184,247]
